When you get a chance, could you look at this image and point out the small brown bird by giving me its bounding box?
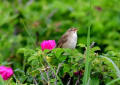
[57,28,78,49]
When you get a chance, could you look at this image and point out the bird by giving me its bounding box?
[57,28,78,49]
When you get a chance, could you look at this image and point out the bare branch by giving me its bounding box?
[56,62,63,75]
[39,69,47,82]
[33,77,38,85]
[75,76,80,85]
[67,77,71,85]
[90,42,95,48]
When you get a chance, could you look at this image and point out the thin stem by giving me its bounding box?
[43,56,63,85]
[33,77,38,85]
[56,62,63,75]
[39,69,48,82]
[67,78,71,85]
[83,26,91,85]
[100,56,120,78]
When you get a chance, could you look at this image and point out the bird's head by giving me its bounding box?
[67,28,78,34]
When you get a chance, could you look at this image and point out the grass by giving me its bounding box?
[83,26,91,85]
[106,78,120,85]
[100,56,120,78]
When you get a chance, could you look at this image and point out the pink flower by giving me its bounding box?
[0,66,14,80]
[40,40,56,51]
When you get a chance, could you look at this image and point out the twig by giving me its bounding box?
[47,9,58,19]
[33,77,38,85]
[39,69,48,82]
[45,70,50,83]
[54,62,64,85]
[26,0,34,6]
[54,77,57,85]
[67,77,71,85]
[90,42,95,48]
[56,62,64,75]
[13,74,21,84]
[75,79,79,85]
[75,75,80,85]
[43,56,64,85]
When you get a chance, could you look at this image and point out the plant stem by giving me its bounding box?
[106,78,120,85]
[83,26,91,85]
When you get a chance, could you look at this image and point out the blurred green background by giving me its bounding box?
[0,0,120,63]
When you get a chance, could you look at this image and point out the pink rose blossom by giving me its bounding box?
[0,66,14,80]
[41,40,56,51]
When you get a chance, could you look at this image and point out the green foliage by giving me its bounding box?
[0,0,120,85]
[13,45,120,84]
[83,26,91,85]
[90,77,99,85]
[0,76,4,85]
[106,78,120,85]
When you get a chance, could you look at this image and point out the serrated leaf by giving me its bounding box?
[28,56,37,62]
[17,48,26,54]
[92,47,101,52]
[78,43,86,47]
[53,48,64,58]
[90,77,99,85]
[63,64,70,72]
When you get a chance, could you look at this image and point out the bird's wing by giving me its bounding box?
[57,34,68,48]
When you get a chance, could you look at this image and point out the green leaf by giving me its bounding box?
[78,43,86,48]
[100,56,120,78]
[91,47,101,52]
[0,75,5,85]
[106,78,120,85]
[83,25,91,85]
[90,77,99,85]
[17,48,26,54]
[53,48,64,58]
[28,56,37,62]
[63,64,70,72]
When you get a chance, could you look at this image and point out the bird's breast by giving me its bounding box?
[62,33,77,49]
